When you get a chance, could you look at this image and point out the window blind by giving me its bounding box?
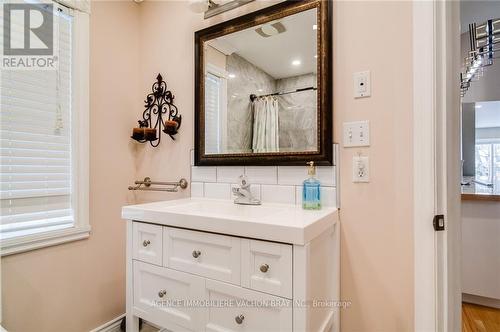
[0,3,74,240]
[205,72,221,154]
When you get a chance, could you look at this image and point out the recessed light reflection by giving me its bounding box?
[228,73,236,78]
[314,55,318,59]
[313,24,317,30]
[292,60,301,66]
[475,105,482,109]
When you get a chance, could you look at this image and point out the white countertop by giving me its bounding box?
[121,198,338,245]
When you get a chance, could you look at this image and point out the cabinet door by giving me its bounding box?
[133,261,204,332]
[132,222,163,266]
[241,239,293,298]
[163,227,241,285]
[203,279,292,332]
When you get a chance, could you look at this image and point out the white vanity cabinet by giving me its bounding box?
[123,198,340,332]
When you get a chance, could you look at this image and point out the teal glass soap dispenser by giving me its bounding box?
[302,161,321,210]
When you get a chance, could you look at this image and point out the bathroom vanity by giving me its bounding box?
[122,198,340,332]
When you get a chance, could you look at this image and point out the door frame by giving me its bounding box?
[413,1,462,331]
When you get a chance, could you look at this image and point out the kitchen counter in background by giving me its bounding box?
[461,176,500,201]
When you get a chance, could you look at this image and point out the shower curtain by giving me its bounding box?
[252,97,279,153]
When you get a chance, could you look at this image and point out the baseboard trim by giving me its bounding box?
[89,315,168,332]
[145,320,168,332]
[463,293,500,309]
[89,314,125,332]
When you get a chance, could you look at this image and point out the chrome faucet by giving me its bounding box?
[232,175,261,205]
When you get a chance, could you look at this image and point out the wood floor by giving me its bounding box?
[463,302,500,332]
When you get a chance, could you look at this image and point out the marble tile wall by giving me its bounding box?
[226,53,276,153]
[225,53,317,153]
[276,73,317,152]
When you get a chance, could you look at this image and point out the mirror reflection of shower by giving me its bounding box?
[203,8,318,155]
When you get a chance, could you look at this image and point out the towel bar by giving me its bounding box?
[128,177,188,192]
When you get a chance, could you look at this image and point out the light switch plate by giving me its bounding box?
[343,121,370,147]
[353,71,371,98]
[353,156,369,182]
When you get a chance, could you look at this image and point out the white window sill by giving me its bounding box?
[0,225,91,256]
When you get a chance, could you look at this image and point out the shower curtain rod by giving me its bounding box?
[249,86,317,102]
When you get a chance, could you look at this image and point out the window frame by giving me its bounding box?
[1,5,90,256]
[475,138,500,183]
[205,63,228,154]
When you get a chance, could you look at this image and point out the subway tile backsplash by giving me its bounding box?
[261,185,296,204]
[204,183,231,200]
[189,144,339,208]
[244,166,278,184]
[191,166,216,183]
[217,166,245,183]
[190,182,204,197]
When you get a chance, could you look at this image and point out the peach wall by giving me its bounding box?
[1,2,141,331]
[333,2,414,330]
[2,1,414,331]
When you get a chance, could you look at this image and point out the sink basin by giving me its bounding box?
[160,200,286,219]
[122,198,338,245]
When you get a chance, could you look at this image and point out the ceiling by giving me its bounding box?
[460,0,500,33]
[475,101,500,128]
[208,8,317,79]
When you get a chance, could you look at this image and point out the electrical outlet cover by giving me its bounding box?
[352,156,369,182]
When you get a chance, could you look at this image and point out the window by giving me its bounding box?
[475,140,500,184]
[0,0,90,255]
[204,64,227,154]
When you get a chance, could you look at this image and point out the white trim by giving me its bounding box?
[89,314,125,332]
[0,225,90,256]
[206,62,228,79]
[72,10,90,233]
[413,1,438,331]
[88,314,169,332]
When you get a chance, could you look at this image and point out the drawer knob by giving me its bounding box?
[260,263,269,273]
[235,314,245,325]
[143,240,151,247]
[192,250,201,258]
[158,289,167,298]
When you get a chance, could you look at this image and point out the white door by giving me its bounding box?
[413,1,461,331]
[435,1,462,331]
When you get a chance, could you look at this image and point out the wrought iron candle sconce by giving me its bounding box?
[131,73,182,147]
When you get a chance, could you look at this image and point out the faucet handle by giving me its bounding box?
[238,175,250,189]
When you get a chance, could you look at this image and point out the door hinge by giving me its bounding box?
[433,214,445,231]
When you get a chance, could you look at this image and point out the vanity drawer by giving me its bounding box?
[163,227,241,285]
[133,261,204,332]
[203,279,292,332]
[241,239,293,298]
[133,222,163,266]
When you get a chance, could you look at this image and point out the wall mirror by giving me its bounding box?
[195,0,332,166]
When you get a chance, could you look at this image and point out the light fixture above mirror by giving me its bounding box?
[189,0,255,19]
